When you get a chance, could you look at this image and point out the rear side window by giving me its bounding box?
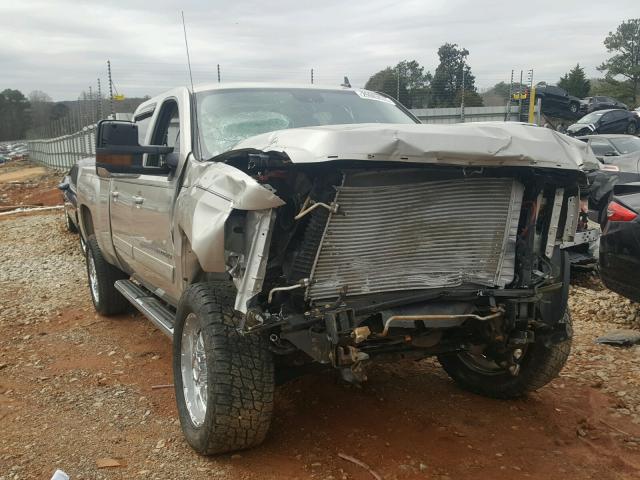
[134,111,154,145]
[609,111,627,121]
[589,138,616,156]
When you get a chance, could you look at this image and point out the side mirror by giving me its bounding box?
[58,181,70,191]
[95,120,174,177]
[165,152,180,169]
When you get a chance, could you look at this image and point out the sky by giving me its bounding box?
[0,0,638,101]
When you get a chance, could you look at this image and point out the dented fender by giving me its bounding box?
[175,161,284,273]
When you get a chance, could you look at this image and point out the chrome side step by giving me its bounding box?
[115,279,175,338]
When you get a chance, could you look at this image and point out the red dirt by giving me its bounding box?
[1,302,638,480]
[0,160,63,208]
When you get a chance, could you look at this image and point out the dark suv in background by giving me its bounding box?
[580,96,628,114]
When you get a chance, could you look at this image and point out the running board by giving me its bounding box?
[114,280,175,338]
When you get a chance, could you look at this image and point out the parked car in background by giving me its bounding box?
[567,109,639,136]
[575,134,640,224]
[576,135,640,177]
[600,184,640,302]
[534,84,581,117]
[580,96,628,114]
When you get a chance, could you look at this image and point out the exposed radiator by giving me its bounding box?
[307,173,524,301]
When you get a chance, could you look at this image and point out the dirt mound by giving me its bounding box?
[0,160,63,208]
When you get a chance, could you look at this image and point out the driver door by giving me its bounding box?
[115,100,181,299]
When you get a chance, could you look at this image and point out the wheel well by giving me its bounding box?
[80,205,95,238]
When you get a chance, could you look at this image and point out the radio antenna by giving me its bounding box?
[181,11,195,93]
[181,11,202,159]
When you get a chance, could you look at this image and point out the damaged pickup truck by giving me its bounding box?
[76,84,591,455]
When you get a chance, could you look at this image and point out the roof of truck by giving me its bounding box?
[192,82,355,93]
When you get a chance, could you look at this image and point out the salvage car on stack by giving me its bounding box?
[75,83,593,455]
[580,96,628,114]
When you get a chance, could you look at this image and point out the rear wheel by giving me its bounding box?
[65,212,78,233]
[85,235,129,315]
[627,122,638,135]
[438,311,572,398]
[569,102,579,114]
[173,282,274,455]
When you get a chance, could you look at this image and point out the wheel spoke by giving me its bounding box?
[181,314,208,427]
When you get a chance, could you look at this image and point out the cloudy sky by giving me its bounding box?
[1,0,638,101]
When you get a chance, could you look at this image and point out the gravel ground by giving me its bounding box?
[1,211,640,480]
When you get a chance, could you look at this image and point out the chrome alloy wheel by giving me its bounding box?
[87,252,99,304]
[181,313,208,427]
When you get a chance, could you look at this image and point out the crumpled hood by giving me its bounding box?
[228,122,591,171]
[567,123,594,134]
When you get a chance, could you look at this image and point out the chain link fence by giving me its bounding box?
[27,125,96,170]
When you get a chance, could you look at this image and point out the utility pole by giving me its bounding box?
[88,86,94,123]
[460,66,466,122]
[505,69,514,121]
[517,70,523,117]
[396,65,400,101]
[217,64,221,83]
[311,68,314,84]
[97,78,103,120]
[107,60,114,117]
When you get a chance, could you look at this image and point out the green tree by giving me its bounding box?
[0,89,30,141]
[597,18,640,106]
[589,77,636,106]
[558,64,590,98]
[365,60,432,108]
[431,43,482,107]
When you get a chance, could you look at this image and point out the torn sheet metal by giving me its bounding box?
[176,161,285,273]
[227,122,591,171]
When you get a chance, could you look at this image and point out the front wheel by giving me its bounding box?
[627,122,638,135]
[173,282,274,455]
[438,311,572,399]
[569,102,579,114]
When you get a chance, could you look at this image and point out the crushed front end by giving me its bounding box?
[225,157,582,383]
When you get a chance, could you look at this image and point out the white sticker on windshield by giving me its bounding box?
[354,89,395,104]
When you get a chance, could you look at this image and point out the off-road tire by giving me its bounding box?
[173,282,274,455]
[65,212,78,233]
[85,235,129,315]
[627,122,638,135]
[438,311,572,399]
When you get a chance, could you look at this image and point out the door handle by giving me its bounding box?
[133,195,144,205]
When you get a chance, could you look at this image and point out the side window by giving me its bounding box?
[146,100,180,168]
[134,112,154,145]
[589,139,616,156]
[612,111,626,120]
